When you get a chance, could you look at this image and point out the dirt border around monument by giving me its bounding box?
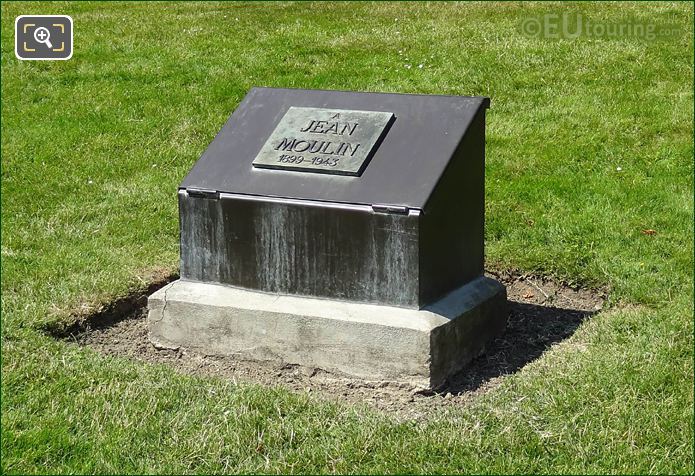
[47,270,606,420]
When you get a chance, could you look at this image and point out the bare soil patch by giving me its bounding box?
[50,271,605,419]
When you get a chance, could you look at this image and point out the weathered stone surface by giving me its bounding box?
[178,89,491,307]
[148,276,507,388]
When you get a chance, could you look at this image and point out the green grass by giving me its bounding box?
[1,1,693,473]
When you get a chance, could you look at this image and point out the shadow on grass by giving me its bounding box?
[44,272,179,339]
[438,300,596,395]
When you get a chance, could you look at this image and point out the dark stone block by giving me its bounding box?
[179,87,491,308]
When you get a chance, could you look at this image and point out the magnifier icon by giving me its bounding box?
[33,27,53,49]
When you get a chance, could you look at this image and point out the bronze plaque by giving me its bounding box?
[252,107,394,176]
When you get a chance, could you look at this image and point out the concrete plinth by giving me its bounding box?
[147,277,507,388]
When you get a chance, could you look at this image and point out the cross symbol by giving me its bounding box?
[36,29,47,40]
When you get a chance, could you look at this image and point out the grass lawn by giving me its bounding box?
[1,1,693,473]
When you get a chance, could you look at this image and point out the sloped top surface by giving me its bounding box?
[180,87,489,209]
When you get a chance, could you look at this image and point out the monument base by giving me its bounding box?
[147,277,507,389]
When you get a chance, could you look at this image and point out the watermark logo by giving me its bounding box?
[15,15,73,60]
[520,13,681,41]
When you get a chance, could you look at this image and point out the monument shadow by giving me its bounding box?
[436,298,597,395]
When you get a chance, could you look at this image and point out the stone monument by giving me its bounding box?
[148,87,507,388]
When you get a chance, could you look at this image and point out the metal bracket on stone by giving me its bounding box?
[185,187,219,200]
[371,204,409,215]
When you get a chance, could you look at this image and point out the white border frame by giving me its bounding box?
[15,15,73,61]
